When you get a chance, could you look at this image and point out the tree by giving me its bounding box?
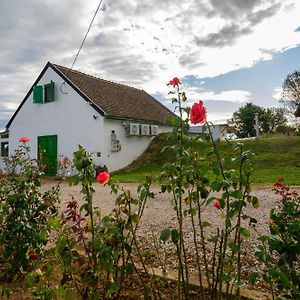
[281,70,300,110]
[228,103,287,138]
[228,103,264,138]
[260,107,287,133]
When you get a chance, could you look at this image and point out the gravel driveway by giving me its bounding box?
[43,180,299,296]
[44,181,289,234]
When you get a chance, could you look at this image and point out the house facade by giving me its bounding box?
[1,62,175,175]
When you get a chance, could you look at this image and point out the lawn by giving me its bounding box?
[112,135,300,185]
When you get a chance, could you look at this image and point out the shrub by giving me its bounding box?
[0,141,60,279]
[254,178,300,299]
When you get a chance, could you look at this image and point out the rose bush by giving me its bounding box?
[158,77,259,299]
[0,140,60,279]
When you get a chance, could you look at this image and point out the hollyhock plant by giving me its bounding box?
[19,137,30,143]
[190,100,207,125]
[169,77,181,87]
[97,171,110,184]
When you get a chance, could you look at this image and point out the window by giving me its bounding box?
[33,81,55,103]
[0,133,8,139]
[44,81,55,103]
[1,142,8,157]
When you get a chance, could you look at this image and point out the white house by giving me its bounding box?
[189,124,228,140]
[0,62,175,175]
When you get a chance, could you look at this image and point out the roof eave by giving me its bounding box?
[50,63,105,116]
[104,114,173,126]
[6,62,52,129]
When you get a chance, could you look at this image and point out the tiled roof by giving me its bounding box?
[53,64,175,125]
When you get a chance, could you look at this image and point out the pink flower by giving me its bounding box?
[213,200,220,209]
[190,100,207,125]
[19,137,30,143]
[97,171,110,184]
[169,77,181,87]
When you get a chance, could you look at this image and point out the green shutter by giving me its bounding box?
[49,81,55,101]
[33,85,43,103]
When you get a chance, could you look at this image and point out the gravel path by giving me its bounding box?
[47,181,287,235]
[43,180,299,295]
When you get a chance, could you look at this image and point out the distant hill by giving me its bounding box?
[113,134,300,185]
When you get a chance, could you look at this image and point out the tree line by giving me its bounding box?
[228,70,300,138]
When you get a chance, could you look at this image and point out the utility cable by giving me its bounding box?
[60,0,104,94]
[71,0,104,70]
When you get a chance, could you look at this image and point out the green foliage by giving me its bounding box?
[159,83,259,299]
[0,144,60,278]
[228,102,287,138]
[113,135,300,185]
[254,178,300,299]
[51,145,155,299]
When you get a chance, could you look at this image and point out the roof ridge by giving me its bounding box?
[52,63,143,92]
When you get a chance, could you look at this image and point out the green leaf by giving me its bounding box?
[160,228,171,243]
[228,242,239,253]
[230,190,243,199]
[131,213,140,224]
[206,197,216,206]
[47,217,62,231]
[240,227,251,237]
[201,221,211,228]
[249,272,259,285]
[39,228,48,241]
[125,263,134,274]
[25,272,38,287]
[252,196,260,208]
[211,180,223,192]
[171,229,179,244]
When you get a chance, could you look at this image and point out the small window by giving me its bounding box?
[0,133,9,139]
[1,142,8,157]
[44,81,55,103]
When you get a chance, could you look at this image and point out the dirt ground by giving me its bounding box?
[38,180,298,299]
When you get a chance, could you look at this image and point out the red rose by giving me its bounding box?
[169,77,181,87]
[19,137,30,143]
[97,171,110,184]
[213,200,220,209]
[190,100,207,125]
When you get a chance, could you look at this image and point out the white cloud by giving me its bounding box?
[273,87,282,100]
[183,87,251,103]
[1,0,300,126]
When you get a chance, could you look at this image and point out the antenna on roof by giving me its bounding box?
[60,0,105,93]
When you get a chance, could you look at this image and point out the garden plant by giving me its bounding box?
[0,80,298,300]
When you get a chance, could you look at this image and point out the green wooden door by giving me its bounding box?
[38,135,57,176]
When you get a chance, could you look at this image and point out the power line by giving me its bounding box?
[70,0,104,70]
[60,0,104,94]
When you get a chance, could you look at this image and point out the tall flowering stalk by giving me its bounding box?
[160,78,258,300]
[167,77,190,298]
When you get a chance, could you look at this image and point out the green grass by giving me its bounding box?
[112,135,300,185]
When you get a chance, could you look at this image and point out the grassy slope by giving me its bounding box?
[112,134,300,185]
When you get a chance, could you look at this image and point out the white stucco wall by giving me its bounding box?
[0,134,9,172]
[100,120,172,171]
[8,68,105,170]
[189,125,227,140]
[3,66,173,173]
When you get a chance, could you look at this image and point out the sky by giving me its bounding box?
[1,0,300,130]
